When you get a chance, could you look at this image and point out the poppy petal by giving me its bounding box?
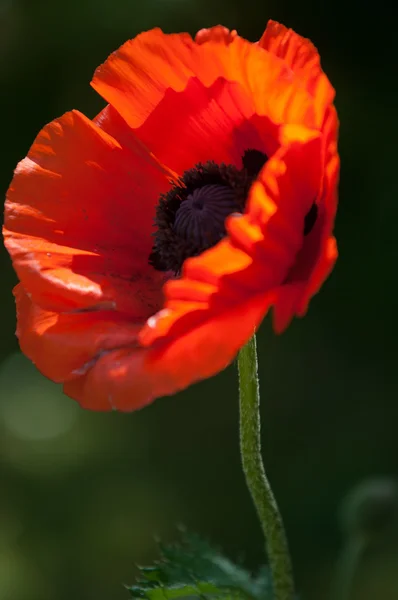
[195,25,238,45]
[259,20,335,126]
[271,107,339,329]
[95,78,275,175]
[63,290,274,412]
[133,77,279,175]
[91,27,324,150]
[14,284,141,385]
[4,110,170,315]
[272,235,337,333]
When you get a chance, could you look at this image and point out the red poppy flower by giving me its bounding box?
[3,20,339,411]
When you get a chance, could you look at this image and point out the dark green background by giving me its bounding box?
[0,1,396,599]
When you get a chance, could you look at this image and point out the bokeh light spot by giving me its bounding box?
[0,353,78,441]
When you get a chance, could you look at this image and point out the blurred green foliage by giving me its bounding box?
[0,1,397,599]
[128,531,273,599]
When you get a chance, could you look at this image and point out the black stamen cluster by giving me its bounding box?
[148,148,317,276]
[149,157,265,274]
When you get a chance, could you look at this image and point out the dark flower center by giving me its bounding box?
[173,184,241,247]
[149,149,318,275]
[149,159,260,274]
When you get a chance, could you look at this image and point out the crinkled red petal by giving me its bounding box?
[271,108,339,330]
[63,290,274,411]
[259,20,335,127]
[4,110,169,316]
[195,25,238,45]
[134,77,279,175]
[14,284,141,385]
[91,27,325,145]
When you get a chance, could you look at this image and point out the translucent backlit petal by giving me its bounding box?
[92,27,321,136]
[14,284,141,384]
[259,20,335,127]
[64,290,274,412]
[4,110,169,315]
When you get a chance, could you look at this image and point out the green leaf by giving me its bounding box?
[127,531,272,600]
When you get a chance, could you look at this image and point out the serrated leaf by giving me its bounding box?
[127,531,272,600]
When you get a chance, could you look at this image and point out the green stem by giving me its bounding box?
[331,534,367,600]
[238,335,295,600]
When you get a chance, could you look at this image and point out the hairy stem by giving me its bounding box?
[238,335,294,600]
